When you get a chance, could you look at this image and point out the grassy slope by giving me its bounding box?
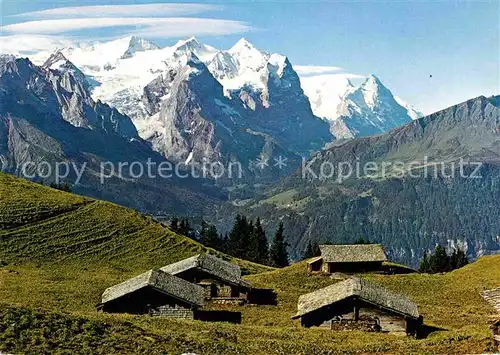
[1,172,499,354]
[1,258,499,354]
[0,172,269,275]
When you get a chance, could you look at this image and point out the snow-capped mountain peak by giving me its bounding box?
[229,38,269,72]
[300,73,355,121]
[170,36,218,63]
[173,36,202,52]
[301,71,423,139]
[267,53,288,77]
[394,96,424,120]
[229,38,257,52]
[28,36,422,145]
[333,74,419,137]
[358,74,388,109]
[121,36,159,59]
[365,74,382,85]
[41,51,90,90]
[208,51,239,80]
[42,51,69,70]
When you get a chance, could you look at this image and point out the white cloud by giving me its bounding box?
[1,17,252,38]
[0,34,75,56]
[294,65,343,76]
[11,3,221,18]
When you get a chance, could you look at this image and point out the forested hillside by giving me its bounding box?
[225,164,500,265]
[215,96,500,266]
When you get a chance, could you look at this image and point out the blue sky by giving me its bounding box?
[1,0,498,114]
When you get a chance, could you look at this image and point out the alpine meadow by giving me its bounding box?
[0,1,499,354]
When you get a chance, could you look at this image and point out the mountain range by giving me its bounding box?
[27,36,422,165]
[2,36,498,266]
[0,54,223,215]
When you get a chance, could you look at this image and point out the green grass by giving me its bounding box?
[0,172,270,275]
[0,172,499,354]
[257,189,311,211]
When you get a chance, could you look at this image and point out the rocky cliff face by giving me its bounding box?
[0,56,221,215]
[1,55,138,139]
[143,54,302,183]
[136,39,332,172]
[121,36,159,59]
[31,38,333,176]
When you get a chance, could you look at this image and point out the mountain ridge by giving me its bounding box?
[216,95,500,265]
[0,56,224,215]
[22,36,422,156]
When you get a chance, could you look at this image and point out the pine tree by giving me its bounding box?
[419,244,467,274]
[220,233,229,254]
[178,218,191,237]
[216,233,227,253]
[206,225,220,249]
[302,240,321,259]
[429,244,450,273]
[419,251,430,273]
[450,248,469,270]
[198,220,221,250]
[312,241,321,257]
[169,217,179,232]
[250,218,268,264]
[199,220,209,244]
[269,222,289,267]
[354,237,371,245]
[228,214,249,259]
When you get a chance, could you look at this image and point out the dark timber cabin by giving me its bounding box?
[97,269,204,319]
[160,253,253,304]
[291,277,423,337]
[307,244,388,273]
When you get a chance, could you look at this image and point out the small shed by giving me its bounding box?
[292,277,423,337]
[308,244,388,273]
[97,269,204,319]
[161,253,252,303]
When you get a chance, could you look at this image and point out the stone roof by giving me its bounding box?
[482,287,500,313]
[292,277,419,319]
[101,269,204,307]
[319,244,388,263]
[160,253,252,288]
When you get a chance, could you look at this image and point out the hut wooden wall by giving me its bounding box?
[299,298,417,335]
[101,287,194,315]
[175,269,248,300]
[151,305,194,319]
[308,259,323,272]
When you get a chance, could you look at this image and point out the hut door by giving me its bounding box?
[210,283,218,298]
